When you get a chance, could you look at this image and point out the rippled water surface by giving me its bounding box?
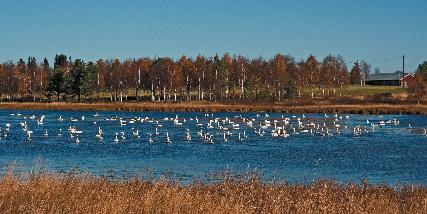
[0,109,426,185]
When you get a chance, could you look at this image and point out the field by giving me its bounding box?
[0,171,425,214]
[305,85,408,96]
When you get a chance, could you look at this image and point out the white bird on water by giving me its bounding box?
[165,132,171,144]
[26,130,33,140]
[37,115,45,125]
[185,129,191,141]
[132,129,140,138]
[113,132,119,143]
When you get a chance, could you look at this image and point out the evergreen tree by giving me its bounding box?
[360,60,371,85]
[416,61,427,83]
[46,68,65,102]
[83,61,97,99]
[350,62,361,85]
[284,80,298,99]
[69,59,86,101]
[43,58,49,67]
[216,60,228,99]
[54,54,68,69]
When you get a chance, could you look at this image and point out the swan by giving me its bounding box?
[132,129,140,138]
[185,129,191,141]
[113,132,119,143]
[164,132,171,144]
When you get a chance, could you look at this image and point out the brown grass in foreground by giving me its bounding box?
[0,172,426,214]
[1,101,427,115]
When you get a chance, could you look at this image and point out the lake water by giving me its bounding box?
[0,109,426,185]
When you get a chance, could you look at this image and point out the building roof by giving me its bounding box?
[366,72,413,81]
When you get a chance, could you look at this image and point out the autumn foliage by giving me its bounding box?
[0,54,424,103]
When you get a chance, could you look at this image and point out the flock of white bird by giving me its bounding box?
[0,112,426,144]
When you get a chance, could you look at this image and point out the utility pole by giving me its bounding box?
[402,55,405,88]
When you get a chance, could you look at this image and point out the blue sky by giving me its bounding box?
[0,0,426,72]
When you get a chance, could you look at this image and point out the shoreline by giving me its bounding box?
[0,102,426,115]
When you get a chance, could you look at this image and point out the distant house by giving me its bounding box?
[366,71,414,86]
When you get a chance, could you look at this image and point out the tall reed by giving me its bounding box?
[0,171,425,214]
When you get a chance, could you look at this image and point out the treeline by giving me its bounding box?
[0,53,372,102]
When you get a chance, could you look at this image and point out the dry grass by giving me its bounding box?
[0,170,425,214]
[305,85,409,96]
[1,101,427,115]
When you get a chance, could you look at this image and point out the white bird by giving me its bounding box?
[132,129,140,138]
[185,129,191,141]
[96,127,103,141]
[37,115,46,125]
[26,130,33,140]
[165,132,171,144]
[114,132,119,143]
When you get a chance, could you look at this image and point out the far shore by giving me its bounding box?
[0,101,426,115]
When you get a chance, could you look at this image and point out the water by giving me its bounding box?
[0,109,426,185]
